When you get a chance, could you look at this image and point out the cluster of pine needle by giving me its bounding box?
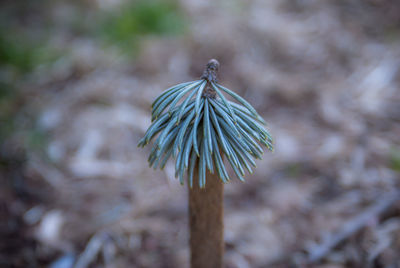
[138,76,273,188]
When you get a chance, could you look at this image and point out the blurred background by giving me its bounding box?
[1,0,400,267]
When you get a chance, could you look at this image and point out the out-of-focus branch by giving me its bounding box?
[308,190,400,263]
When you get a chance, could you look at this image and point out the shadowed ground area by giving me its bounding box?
[1,0,400,267]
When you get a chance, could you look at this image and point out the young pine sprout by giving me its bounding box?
[138,59,273,188]
[138,59,274,268]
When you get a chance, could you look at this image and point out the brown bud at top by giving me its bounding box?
[201,59,220,83]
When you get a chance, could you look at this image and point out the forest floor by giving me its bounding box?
[1,0,400,267]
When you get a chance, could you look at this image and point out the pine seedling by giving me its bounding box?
[138,59,273,188]
[138,59,273,268]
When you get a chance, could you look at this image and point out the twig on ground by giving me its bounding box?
[75,232,107,268]
[308,190,400,263]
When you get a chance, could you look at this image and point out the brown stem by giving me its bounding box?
[189,167,224,268]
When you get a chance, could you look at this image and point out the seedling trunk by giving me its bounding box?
[189,167,224,268]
